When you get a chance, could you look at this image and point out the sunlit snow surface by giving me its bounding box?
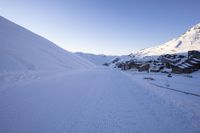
[0,16,200,133]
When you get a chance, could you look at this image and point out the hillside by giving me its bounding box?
[0,16,94,73]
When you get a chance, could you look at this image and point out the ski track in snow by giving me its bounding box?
[0,68,200,133]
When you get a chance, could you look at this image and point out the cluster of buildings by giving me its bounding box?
[114,50,200,74]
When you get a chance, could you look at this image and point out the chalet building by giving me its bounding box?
[172,57,200,73]
[188,50,200,59]
[126,61,141,69]
[150,65,164,72]
[172,64,193,74]
[115,50,200,74]
[161,57,180,64]
[138,64,150,72]
[116,62,126,70]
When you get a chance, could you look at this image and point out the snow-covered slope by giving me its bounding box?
[1,68,200,133]
[0,16,200,133]
[135,23,200,57]
[0,16,95,73]
[75,52,117,65]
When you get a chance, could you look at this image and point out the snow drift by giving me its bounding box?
[75,52,117,65]
[0,16,95,73]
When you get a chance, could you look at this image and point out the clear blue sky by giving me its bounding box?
[0,0,200,55]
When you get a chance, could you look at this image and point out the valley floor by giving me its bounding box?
[0,67,200,133]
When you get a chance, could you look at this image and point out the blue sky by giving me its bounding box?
[0,0,200,55]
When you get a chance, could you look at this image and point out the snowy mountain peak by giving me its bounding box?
[181,23,200,40]
[134,23,200,58]
[190,23,200,31]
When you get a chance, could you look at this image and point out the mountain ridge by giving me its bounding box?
[133,23,200,58]
[0,16,95,73]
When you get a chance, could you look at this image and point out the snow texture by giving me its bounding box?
[1,68,200,133]
[0,16,200,133]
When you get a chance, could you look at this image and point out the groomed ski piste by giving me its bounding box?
[0,16,200,133]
